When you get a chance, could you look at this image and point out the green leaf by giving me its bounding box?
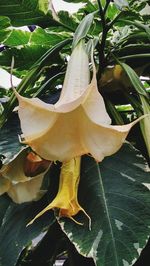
[3,29,31,47]
[114,0,129,11]
[0,0,55,27]
[30,27,68,46]
[119,19,150,39]
[118,61,149,98]
[0,29,10,43]
[38,0,49,15]
[72,12,95,49]
[0,45,52,70]
[0,114,24,164]
[0,162,61,266]
[0,198,55,266]
[0,16,11,30]
[58,11,77,32]
[0,195,10,226]
[0,39,71,128]
[59,143,150,266]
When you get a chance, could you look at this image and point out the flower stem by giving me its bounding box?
[104,0,111,14]
[97,0,109,76]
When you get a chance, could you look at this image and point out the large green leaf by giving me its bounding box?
[59,143,150,266]
[0,195,10,226]
[0,113,24,164]
[0,0,55,27]
[0,198,55,266]
[0,45,50,70]
[30,27,68,46]
[3,29,30,47]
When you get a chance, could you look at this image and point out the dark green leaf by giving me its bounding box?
[59,143,150,266]
[119,62,149,98]
[0,0,55,27]
[0,195,10,226]
[0,162,61,266]
[0,113,24,164]
[0,45,53,70]
[0,199,55,266]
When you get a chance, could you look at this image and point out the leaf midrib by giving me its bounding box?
[96,163,119,266]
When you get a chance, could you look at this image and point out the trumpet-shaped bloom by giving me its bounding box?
[15,41,141,162]
[0,149,51,203]
[28,157,90,226]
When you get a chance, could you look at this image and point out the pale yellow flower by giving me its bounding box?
[28,157,90,227]
[15,40,141,162]
[0,149,51,203]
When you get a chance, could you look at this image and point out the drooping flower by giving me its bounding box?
[28,157,90,227]
[15,40,142,162]
[0,149,51,203]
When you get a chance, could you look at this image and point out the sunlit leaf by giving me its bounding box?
[0,0,55,27]
[0,16,11,30]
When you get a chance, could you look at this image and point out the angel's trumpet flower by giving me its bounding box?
[15,40,142,162]
[28,157,90,227]
[0,149,51,203]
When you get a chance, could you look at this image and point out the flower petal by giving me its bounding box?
[25,109,88,162]
[7,175,46,203]
[15,90,58,140]
[56,40,90,106]
[81,113,145,161]
[82,59,111,125]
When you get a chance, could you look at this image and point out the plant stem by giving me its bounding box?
[97,0,109,76]
[97,0,105,27]
[97,1,122,77]
[97,0,110,78]
[104,0,111,14]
